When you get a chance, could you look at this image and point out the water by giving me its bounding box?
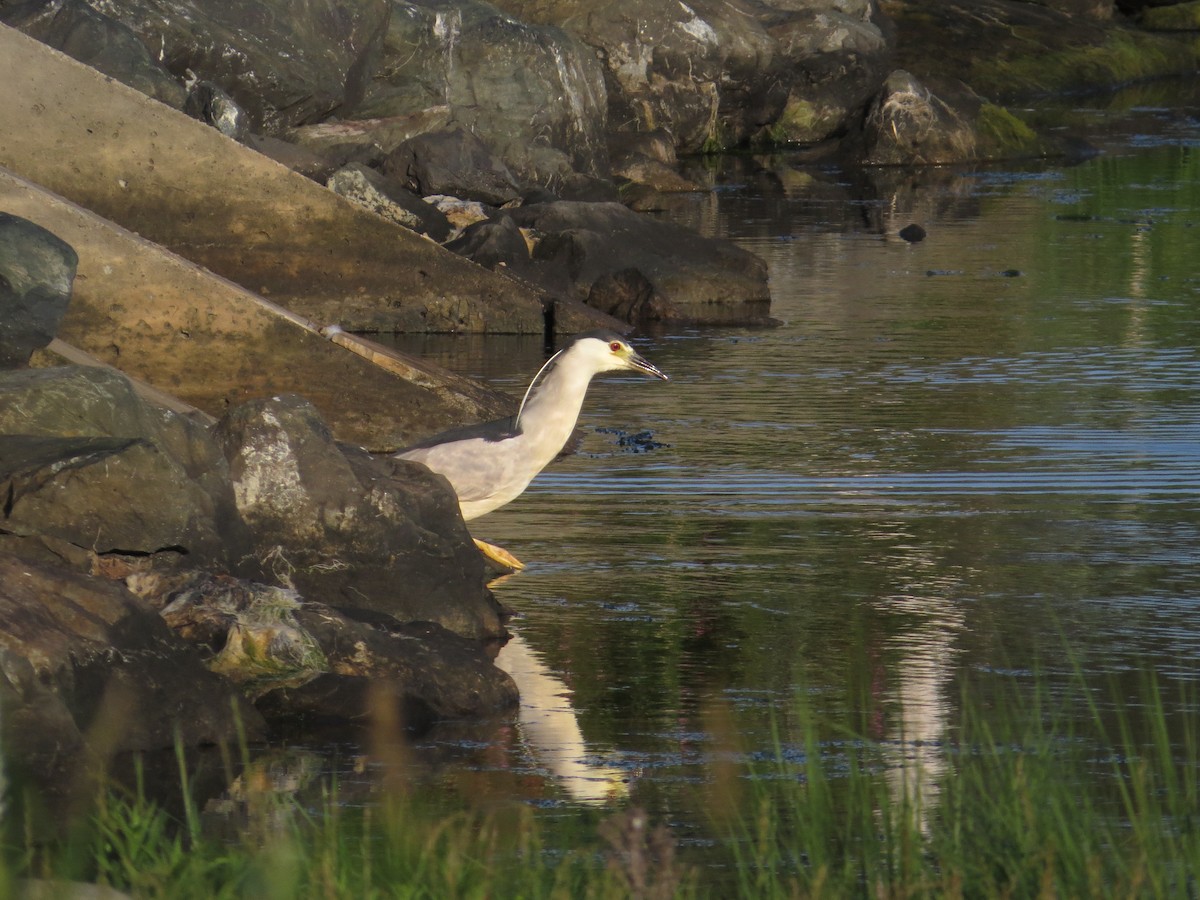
[258,88,1200,851]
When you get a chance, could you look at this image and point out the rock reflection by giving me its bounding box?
[495,630,631,806]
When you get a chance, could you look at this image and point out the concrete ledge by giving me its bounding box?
[4,167,512,450]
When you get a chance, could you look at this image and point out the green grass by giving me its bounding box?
[3,668,1197,899]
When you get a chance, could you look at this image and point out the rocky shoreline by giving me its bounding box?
[2,0,1199,820]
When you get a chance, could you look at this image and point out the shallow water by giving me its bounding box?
[268,88,1200,849]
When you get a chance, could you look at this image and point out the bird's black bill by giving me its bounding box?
[629,352,669,381]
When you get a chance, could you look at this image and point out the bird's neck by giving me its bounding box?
[516,362,593,466]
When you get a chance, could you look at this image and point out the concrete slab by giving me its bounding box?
[0,24,596,334]
[3,167,514,451]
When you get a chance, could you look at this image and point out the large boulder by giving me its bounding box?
[762,2,893,146]
[211,394,508,638]
[355,0,609,184]
[76,0,391,135]
[0,366,243,565]
[0,551,265,806]
[491,0,780,154]
[0,213,78,369]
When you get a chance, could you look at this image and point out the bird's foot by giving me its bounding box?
[473,538,525,572]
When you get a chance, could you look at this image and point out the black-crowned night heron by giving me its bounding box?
[396,329,668,569]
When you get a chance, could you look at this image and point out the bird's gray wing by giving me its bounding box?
[398,433,522,505]
[396,415,518,453]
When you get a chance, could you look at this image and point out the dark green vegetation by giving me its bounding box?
[3,665,1196,898]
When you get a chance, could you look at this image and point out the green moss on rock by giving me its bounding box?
[1139,2,1200,32]
[973,28,1197,98]
[975,103,1041,157]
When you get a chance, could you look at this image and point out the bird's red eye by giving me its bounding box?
[609,341,622,352]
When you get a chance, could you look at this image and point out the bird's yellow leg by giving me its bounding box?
[473,537,525,571]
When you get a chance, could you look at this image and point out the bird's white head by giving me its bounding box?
[567,330,670,381]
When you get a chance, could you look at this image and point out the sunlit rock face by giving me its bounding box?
[212,393,509,640]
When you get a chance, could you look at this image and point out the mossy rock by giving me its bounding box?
[882,0,1200,100]
[1139,2,1200,32]
[975,103,1044,158]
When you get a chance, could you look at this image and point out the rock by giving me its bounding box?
[0,366,244,565]
[506,201,773,326]
[444,216,535,276]
[382,127,524,206]
[762,4,893,146]
[260,609,519,726]
[359,0,609,184]
[211,394,508,638]
[285,107,455,169]
[1138,1,1200,30]
[855,70,1052,164]
[82,0,391,135]
[129,569,518,728]
[0,213,78,369]
[493,0,780,154]
[326,164,452,241]
[0,551,265,805]
[183,80,248,140]
[859,70,979,165]
[0,0,187,108]
[882,0,1195,102]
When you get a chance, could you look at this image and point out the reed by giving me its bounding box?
[1,667,1195,899]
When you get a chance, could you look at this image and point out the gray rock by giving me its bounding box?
[79,0,390,134]
[0,0,187,108]
[444,216,533,275]
[859,70,978,165]
[130,568,517,727]
[383,127,524,206]
[0,214,78,369]
[0,367,244,564]
[260,609,519,726]
[506,201,773,326]
[212,394,508,638]
[286,107,455,170]
[360,0,609,184]
[764,5,892,146]
[491,0,780,153]
[183,80,248,140]
[0,551,266,806]
[326,163,452,241]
